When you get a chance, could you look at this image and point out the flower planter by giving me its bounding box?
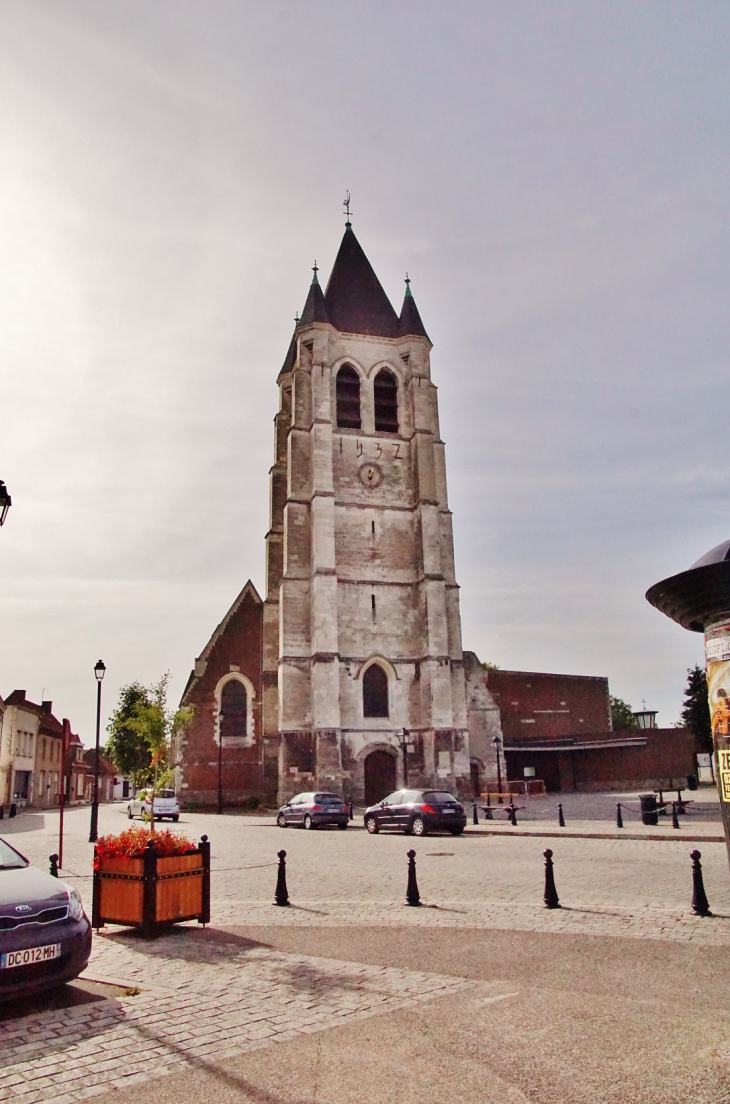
[92,834,210,937]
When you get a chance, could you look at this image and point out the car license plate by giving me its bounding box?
[0,944,61,969]
[442,809,454,814]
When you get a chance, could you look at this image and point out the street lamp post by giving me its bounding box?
[492,734,504,804]
[397,728,409,787]
[217,713,224,815]
[88,660,106,843]
[0,481,12,527]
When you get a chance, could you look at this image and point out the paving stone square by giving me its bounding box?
[1,800,730,1102]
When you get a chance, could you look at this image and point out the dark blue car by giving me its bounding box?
[0,837,92,1000]
[276,792,349,830]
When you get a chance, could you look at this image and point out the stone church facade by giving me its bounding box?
[177,222,503,807]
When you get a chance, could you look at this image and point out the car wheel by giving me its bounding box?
[277,813,287,828]
[365,816,379,834]
[303,814,314,830]
[171,815,179,822]
[127,807,133,819]
[338,822,348,830]
[450,827,464,836]
[411,816,427,836]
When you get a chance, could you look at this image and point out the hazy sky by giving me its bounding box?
[2,1,728,741]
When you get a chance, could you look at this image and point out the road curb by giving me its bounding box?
[464,828,726,843]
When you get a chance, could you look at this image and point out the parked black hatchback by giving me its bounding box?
[277,792,349,830]
[364,790,466,836]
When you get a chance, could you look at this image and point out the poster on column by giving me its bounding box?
[704,633,730,801]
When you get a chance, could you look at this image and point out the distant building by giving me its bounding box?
[82,750,117,804]
[486,669,695,792]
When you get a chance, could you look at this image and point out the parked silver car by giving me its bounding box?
[127,789,180,822]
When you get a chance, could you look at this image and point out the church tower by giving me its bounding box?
[263,220,473,803]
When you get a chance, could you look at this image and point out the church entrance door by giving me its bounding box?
[364,749,396,805]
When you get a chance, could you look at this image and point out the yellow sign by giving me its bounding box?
[718,750,730,802]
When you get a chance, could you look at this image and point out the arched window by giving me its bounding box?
[373,368,399,433]
[363,664,389,718]
[336,365,361,429]
[220,679,247,740]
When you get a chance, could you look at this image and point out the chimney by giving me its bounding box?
[41,701,52,713]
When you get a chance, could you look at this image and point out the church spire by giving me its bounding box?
[323,225,399,337]
[398,273,430,340]
[298,261,329,326]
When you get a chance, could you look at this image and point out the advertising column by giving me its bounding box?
[703,623,730,853]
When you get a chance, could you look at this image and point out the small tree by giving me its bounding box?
[679,664,712,753]
[610,695,639,730]
[129,674,194,834]
[106,682,153,788]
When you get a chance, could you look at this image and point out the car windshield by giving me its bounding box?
[315,794,343,804]
[156,791,176,799]
[0,838,29,869]
[423,792,458,804]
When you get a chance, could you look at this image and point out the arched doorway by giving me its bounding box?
[364,749,396,805]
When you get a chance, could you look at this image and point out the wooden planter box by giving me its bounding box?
[92,835,210,937]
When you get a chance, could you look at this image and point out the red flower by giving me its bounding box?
[94,826,197,865]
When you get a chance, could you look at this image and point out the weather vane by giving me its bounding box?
[405,271,410,287]
[343,191,352,225]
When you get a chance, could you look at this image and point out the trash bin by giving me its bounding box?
[639,793,659,826]
[687,774,698,791]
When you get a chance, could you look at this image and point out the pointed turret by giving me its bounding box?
[324,225,399,338]
[299,263,330,326]
[398,275,430,341]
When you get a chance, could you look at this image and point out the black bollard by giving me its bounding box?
[616,803,623,829]
[558,803,565,828]
[49,854,59,878]
[274,849,290,906]
[508,803,517,826]
[0,804,3,819]
[473,803,479,825]
[543,848,560,909]
[671,802,680,830]
[690,850,711,916]
[349,800,353,822]
[9,803,16,818]
[406,849,421,906]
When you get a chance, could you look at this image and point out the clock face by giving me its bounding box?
[358,461,384,488]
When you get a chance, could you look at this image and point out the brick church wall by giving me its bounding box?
[178,586,265,808]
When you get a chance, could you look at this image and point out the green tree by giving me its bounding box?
[679,664,712,753]
[105,682,153,787]
[129,674,194,833]
[610,695,639,730]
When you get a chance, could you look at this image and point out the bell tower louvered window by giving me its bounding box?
[363,664,389,718]
[373,369,399,433]
[336,365,361,429]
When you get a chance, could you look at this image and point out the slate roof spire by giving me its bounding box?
[298,260,329,326]
[398,273,430,340]
[323,225,400,338]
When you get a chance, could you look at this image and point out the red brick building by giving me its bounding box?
[177,582,271,807]
[485,669,696,792]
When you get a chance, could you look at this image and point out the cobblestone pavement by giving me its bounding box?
[0,931,493,1103]
[1,802,729,1102]
[4,803,730,916]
